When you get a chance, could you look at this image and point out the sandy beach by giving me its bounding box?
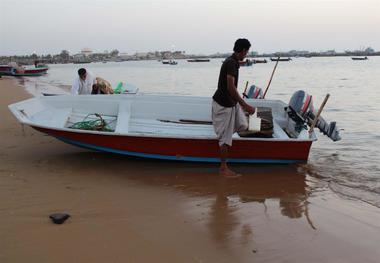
[1,76,380,262]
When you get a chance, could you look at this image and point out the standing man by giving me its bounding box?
[212,38,255,178]
[71,68,96,95]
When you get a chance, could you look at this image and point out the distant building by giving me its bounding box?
[81,48,93,57]
[136,52,148,58]
[161,51,172,59]
[146,52,157,59]
[321,50,336,55]
[173,51,186,59]
[288,50,309,56]
[118,53,129,60]
[72,53,89,63]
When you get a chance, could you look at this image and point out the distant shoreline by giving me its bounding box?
[1,53,379,66]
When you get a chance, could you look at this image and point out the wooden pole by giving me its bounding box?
[263,56,280,98]
[309,94,330,138]
[243,81,249,98]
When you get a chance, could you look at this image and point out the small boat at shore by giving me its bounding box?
[0,65,13,75]
[9,90,341,164]
[351,56,368,60]
[0,63,48,77]
[270,57,292,62]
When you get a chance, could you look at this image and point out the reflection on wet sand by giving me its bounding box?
[56,151,317,247]
[130,160,314,220]
[15,77,70,96]
[126,160,317,244]
[16,77,26,87]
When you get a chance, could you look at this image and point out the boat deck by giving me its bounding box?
[129,118,216,137]
[62,108,290,140]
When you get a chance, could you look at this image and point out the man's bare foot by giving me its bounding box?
[220,167,242,178]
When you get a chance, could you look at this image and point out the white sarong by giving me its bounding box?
[212,100,248,146]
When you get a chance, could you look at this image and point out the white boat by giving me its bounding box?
[162,60,178,65]
[8,91,341,163]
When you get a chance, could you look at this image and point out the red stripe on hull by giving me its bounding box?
[33,126,312,161]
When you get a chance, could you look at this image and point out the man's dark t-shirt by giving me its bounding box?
[212,54,240,107]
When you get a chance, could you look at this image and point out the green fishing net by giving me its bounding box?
[69,114,113,132]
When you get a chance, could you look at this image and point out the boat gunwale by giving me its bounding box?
[25,122,317,143]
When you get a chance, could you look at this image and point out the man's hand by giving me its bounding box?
[242,103,255,115]
[226,74,256,115]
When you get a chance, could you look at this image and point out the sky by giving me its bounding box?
[0,0,379,56]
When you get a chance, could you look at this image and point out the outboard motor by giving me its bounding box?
[286,90,341,141]
[10,67,17,75]
[245,85,264,99]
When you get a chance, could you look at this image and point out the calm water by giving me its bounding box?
[19,57,380,207]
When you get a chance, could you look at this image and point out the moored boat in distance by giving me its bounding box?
[270,57,292,62]
[351,56,368,60]
[239,59,253,66]
[187,58,210,62]
[8,90,341,164]
[252,59,267,64]
[162,60,178,65]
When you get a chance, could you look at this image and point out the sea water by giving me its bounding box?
[16,57,380,207]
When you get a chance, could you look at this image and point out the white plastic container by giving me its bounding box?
[248,112,261,132]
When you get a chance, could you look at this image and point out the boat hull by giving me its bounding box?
[33,126,312,164]
[0,66,13,75]
[0,66,48,76]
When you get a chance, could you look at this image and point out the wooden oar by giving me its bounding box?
[309,94,330,138]
[263,56,280,98]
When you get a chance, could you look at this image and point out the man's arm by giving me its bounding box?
[227,75,255,114]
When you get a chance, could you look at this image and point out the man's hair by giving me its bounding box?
[233,38,251,52]
[78,68,86,77]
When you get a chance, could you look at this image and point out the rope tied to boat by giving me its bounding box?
[69,113,113,132]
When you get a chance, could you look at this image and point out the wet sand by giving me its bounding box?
[1,76,380,262]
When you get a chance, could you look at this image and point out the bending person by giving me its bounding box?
[71,68,96,95]
[92,77,114,94]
